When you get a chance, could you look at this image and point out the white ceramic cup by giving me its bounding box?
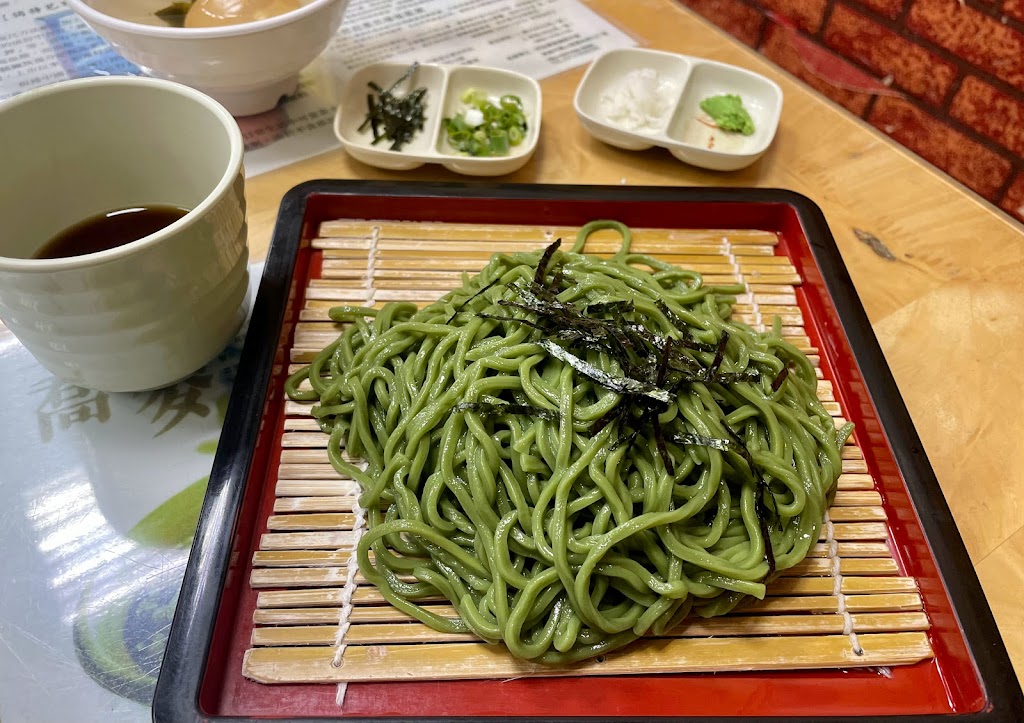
[0,76,249,393]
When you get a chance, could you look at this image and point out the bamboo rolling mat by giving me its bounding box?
[243,221,933,686]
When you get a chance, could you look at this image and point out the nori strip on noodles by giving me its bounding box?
[455,401,559,422]
[771,365,790,392]
[447,277,502,324]
[534,238,562,287]
[586,300,635,315]
[538,340,672,403]
[705,332,730,381]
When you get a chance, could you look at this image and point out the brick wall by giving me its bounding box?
[678,0,1024,222]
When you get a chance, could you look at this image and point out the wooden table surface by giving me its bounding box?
[245,0,1024,687]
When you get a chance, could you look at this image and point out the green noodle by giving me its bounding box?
[285,221,853,664]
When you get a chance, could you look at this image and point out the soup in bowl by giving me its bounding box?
[68,0,349,115]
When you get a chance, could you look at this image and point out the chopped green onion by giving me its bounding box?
[461,88,488,107]
[444,88,528,157]
[489,129,510,155]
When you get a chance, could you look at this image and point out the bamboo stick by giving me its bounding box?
[243,632,931,684]
[249,557,900,588]
[252,576,915,609]
[275,479,359,497]
[315,240,781,256]
[314,223,779,245]
[253,603,458,626]
[273,496,357,513]
[250,610,929,647]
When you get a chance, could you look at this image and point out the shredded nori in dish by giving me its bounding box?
[755,496,777,574]
[359,63,428,151]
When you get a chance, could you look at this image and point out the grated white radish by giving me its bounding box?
[599,68,677,133]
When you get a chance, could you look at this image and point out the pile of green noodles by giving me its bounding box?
[285,221,852,664]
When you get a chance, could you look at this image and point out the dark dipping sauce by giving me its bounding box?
[33,204,189,260]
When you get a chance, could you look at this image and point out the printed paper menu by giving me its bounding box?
[0,0,635,176]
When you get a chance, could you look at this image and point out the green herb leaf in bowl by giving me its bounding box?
[699,94,755,136]
[155,1,193,27]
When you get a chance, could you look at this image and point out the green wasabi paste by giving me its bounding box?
[699,94,755,135]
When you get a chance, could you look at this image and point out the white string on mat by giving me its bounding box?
[722,235,763,332]
[332,494,368,706]
[824,511,865,656]
[364,225,380,306]
[334,219,375,710]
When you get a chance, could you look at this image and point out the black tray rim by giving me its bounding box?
[153,180,1024,723]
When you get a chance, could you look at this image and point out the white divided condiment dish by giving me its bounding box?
[334,62,541,177]
[575,48,782,171]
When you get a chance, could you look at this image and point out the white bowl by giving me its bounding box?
[67,0,349,116]
[574,48,782,171]
[334,62,541,177]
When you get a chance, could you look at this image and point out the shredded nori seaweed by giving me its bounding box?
[705,332,730,381]
[591,402,628,436]
[653,424,675,476]
[534,238,562,287]
[358,63,427,151]
[671,430,778,574]
[586,300,634,316]
[670,432,737,454]
[771,365,790,392]
[474,246,775,491]
[538,340,672,404]
[721,425,777,575]
[755,498,777,574]
[656,300,717,353]
[455,401,558,422]
[478,313,546,331]
[447,277,501,324]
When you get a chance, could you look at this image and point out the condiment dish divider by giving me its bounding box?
[574,47,783,171]
[334,62,541,176]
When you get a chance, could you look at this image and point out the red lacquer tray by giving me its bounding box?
[154,182,1024,722]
